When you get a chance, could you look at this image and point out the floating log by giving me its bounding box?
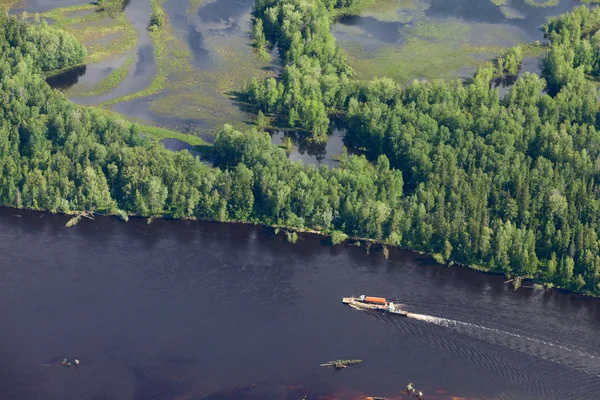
[65,212,95,227]
[319,359,362,368]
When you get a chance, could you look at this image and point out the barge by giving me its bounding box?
[342,295,407,316]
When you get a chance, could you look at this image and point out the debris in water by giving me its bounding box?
[319,359,362,369]
[361,397,387,400]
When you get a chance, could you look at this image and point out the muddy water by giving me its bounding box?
[1,209,600,399]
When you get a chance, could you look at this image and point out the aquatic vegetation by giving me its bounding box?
[95,0,127,16]
[404,19,471,40]
[0,0,21,9]
[40,4,102,26]
[332,0,421,22]
[148,6,166,31]
[101,0,172,105]
[525,0,559,8]
[499,7,526,20]
[76,58,134,96]
[105,0,274,133]
[336,18,525,83]
[40,4,138,64]
[340,37,507,83]
[331,230,349,245]
[187,0,206,14]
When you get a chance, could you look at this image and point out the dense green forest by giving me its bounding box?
[242,3,600,294]
[4,3,600,295]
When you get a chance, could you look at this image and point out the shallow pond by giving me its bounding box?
[270,128,348,167]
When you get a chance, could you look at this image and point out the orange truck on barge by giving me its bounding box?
[342,295,407,315]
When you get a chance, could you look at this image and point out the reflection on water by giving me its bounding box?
[158,138,212,167]
[427,0,578,38]
[492,56,543,98]
[46,65,87,90]
[336,15,403,44]
[270,128,350,167]
[198,0,255,23]
[333,0,579,83]
[426,0,506,25]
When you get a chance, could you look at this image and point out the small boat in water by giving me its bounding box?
[342,295,407,316]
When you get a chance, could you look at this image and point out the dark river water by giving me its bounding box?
[2,208,600,400]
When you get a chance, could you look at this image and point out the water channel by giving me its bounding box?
[1,208,600,399]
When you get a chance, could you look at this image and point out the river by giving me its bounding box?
[1,208,600,400]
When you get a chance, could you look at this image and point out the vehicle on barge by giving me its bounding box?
[342,295,407,315]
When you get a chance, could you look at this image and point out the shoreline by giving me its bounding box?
[3,204,593,300]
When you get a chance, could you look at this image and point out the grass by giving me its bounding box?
[76,57,134,96]
[337,20,523,83]
[138,124,207,146]
[89,107,207,146]
[344,39,493,83]
[332,0,423,23]
[187,0,206,14]
[40,4,100,26]
[100,0,173,106]
[499,6,526,19]
[40,4,138,64]
[104,0,274,134]
[0,0,22,8]
[524,0,559,7]
[404,20,471,40]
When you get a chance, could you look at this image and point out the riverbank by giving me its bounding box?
[2,203,587,299]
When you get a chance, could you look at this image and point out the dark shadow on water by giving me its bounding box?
[198,0,255,23]
[492,56,543,98]
[337,15,403,44]
[270,128,350,167]
[186,24,215,69]
[133,45,155,78]
[427,0,506,24]
[46,65,87,90]
[427,0,580,39]
[159,138,214,166]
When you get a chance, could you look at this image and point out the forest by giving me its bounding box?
[3,4,600,295]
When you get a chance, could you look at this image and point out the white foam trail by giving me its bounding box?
[406,312,600,377]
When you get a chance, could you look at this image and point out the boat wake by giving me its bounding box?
[405,312,600,378]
